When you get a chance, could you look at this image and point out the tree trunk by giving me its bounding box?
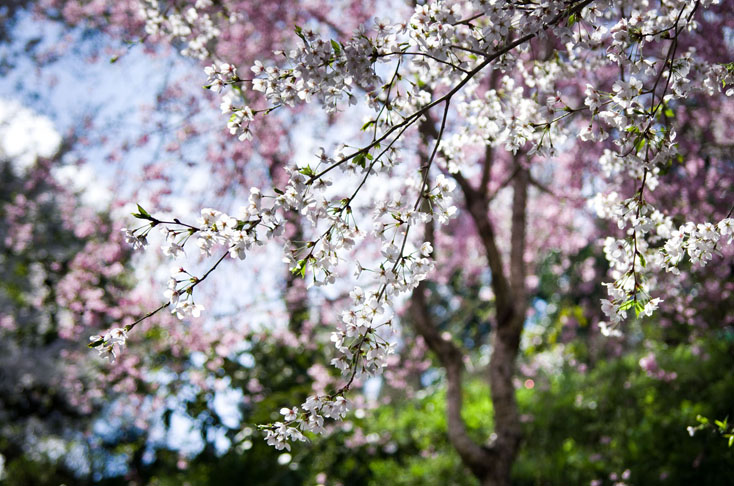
[457,164,529,486]
[417,109,530,486]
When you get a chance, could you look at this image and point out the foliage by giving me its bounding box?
[516,336,734,485]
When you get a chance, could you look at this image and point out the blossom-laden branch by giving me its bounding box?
[96,0,734,450]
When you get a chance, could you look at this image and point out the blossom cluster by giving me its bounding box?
[251,30,380,112]
[662,219,734,271]
[592,186,732,333]
[88,327,128,362]
[265,396,350,450]
[140,0,226,60]
[209,0,599,140]
[204,62,238,94]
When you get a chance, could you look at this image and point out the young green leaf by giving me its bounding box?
[354,153,366,169]
[330,39,341,56]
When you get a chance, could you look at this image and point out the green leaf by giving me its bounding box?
[354,153,366,169]
[567,13,577,26]
[330,39,341,56]
[292,259,307,278]
[728,435,734,447]
[634,135,646,153]
[633,300,645,317]
[133,204,154,220]
[294,25,307,44]
[619,299,636,312]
